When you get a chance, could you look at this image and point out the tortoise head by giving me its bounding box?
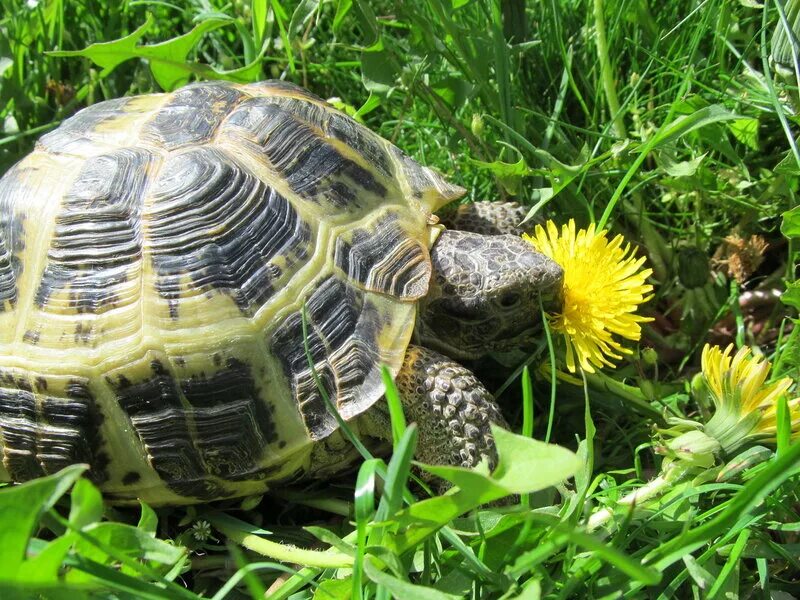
[416,230,563,360]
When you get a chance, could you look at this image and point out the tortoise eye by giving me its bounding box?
[499,292,521,308]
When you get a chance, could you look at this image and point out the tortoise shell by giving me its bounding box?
[0,81,464,504]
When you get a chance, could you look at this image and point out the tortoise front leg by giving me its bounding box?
[438,200,535,236]
[313,344,505,480]
[389,344,506,471]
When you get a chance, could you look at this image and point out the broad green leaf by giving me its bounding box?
[69,478,103,530]
[252,0,268,46]
[142,19,233,90]
[316,577,353,599]
[728,118,759,150]
[352,1,381,48]
[781,205,800,238]
[424,426,580,496]
[0,581,82,600]
[49,16,263,91]
[469,157,529,195]
[495,426,580,489]
[781,281,800,310]
[513,578,542,600]
[66,522,186,583]
[363,560,460,600]
[15,535,75,584]
[656,152,707,177]
[48,16,153,71]
[391,427,578,552]
[288,0,320,37]
[430,77,473,109]
[775,150,800,176]
[469,157,529,179]
[0,464,86,577]
[529,146,587,194]
[138,502,158,536]
[649,105,742,150]
[361,48,396,96]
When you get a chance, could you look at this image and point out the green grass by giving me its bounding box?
[1,0,799,597]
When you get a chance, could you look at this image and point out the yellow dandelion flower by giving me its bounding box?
[700,344,800,453]
[523,220,654,373]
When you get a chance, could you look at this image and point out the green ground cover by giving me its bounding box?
[0,0,799,597]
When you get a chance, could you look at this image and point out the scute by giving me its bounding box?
[219,99,388,213]
[38,95,168,157]
[140,83,244,150]
[36,147,153,314]
[0,80,465,504]
[0,236,14,310]
[147,146,313,316]
[0,164,31,312]
[0,370,108,483]
[334,212,431,299]
[270,275,411,441]
[108,356,279,500]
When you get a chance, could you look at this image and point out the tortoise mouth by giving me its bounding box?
[490,325,541,353]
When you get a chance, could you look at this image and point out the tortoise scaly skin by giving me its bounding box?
[438,200,533,236]
[0,81,562,505]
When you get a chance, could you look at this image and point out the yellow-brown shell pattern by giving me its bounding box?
[0,80,464,504]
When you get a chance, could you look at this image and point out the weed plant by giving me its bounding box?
[0,0,798,598]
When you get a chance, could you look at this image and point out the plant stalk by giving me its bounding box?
[587,463,691,532]
[594,0,626,139]
[207,514,354,569]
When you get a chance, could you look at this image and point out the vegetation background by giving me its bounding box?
[0,0,799,598]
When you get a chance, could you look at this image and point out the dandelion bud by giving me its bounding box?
[678,247,710,289]
[471,113,485,138]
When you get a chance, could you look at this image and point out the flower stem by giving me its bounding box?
[593,0,626,139]
[207,514,354,569]
[555,367,666,424]
[587,463,691,532]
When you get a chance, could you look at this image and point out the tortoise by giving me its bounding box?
[0,81,562,505]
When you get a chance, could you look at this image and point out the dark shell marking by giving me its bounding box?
[220,99,387,208]
[229,94,394,180]
[37,97,136,155]
[112,358,277,500]
[271,276,381,440]
[148,147,312,315]
[0,166,29,311]
[0,373,108,483]
[35,148,154,314]
[0,232,15,310]
[335,213,430,299]
[140,83,243,150]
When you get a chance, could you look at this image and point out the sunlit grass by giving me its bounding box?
[0,0,798,598]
